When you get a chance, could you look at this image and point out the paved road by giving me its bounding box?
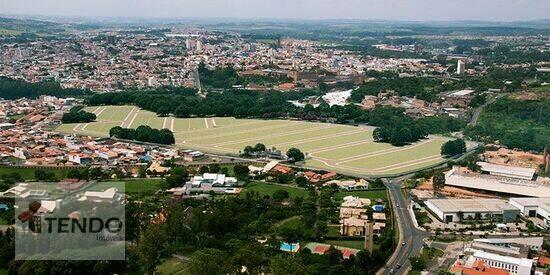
[378,177,430,275]
[469,94,504,126]
[193,69,202,93]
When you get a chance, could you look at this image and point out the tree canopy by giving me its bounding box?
[109,125,175,145]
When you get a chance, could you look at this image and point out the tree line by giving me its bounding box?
[0,77,91,100]
[109,125,175,145]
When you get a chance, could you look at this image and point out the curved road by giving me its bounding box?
[377,178,430,275]
[469,94,504,126]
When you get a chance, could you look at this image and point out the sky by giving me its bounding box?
[1,0,549,21]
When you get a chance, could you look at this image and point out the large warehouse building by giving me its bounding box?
[477,162,536,180]
[444,167,550,197]
[509,197,550,229]
[425,199,520,223]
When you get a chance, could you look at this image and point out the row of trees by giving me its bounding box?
[109,126,175,145]
[61,107,96,123]
[0,77,90,100]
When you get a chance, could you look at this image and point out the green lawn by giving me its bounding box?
[0,167,74,181]
[84,179,164,194]
[156,258,189,275]
[58,105,452,176]
[242,181,309,199]
[276,215,303,229]
[324,240,365,250]
[333,190,387,202]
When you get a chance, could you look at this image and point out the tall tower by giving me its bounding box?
[456,59,466,75]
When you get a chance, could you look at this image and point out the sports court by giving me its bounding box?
[57,105,451,176]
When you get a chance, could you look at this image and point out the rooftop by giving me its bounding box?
[426,198,517,213]
[477,162,536,180]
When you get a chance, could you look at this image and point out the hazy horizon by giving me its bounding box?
[2,0,550,22]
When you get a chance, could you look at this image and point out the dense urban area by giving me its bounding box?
[0,15,548,275]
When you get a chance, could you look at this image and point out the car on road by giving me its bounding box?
[402,242,406,245]
[396,264,401,269]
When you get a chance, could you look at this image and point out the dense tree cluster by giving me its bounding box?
[198,62,242,89]
[370,106,465,146]
[122,190,394,274]
[465,96,550,152]
[61,107,96,123]
[0,77,90,100]
[86,89,296,118]
[109,125,175,145]
[441,139,467,157]
[352,66,544,104]
[351,76,444,102]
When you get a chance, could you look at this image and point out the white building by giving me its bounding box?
[471,250,533,275]
[509,197,550,228]
[425,198,520,223]
[457,59,466,75]
[191,173,237,187]
[474,237,544,252]
[78,188,119,202]
[478,162,536,180]
[444,166,550,197]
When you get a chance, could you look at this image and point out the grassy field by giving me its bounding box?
[0,167,74,180]
[156,258,189,275]
[323,240,365,250]
[242,181,309,199]
[57,105,453,176]
[84,179,164,194]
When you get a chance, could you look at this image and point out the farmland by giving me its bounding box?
[57,105,451,176]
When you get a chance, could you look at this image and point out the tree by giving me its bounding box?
[276,173,293,184]
[187,248,229,275]
[295,176,308,188]
[272,189,290,200]
[209,164,221,173]
[61,106,96,123]
[230,243,268,274]
[371,178,384,189]
[432,172,446,192]
[34,169,56,181]
[253,143,266,152]
[286,148,305,162]
[270,256,307,275]
[243,145,254,156]
[441,139,467,157]
[233,165,249,180]
[165,167,188,188]
[109,125,175,145]
[67,169,81,179]
[409,256,427,271]
[199,166,210,174]
[136,225,168,274]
